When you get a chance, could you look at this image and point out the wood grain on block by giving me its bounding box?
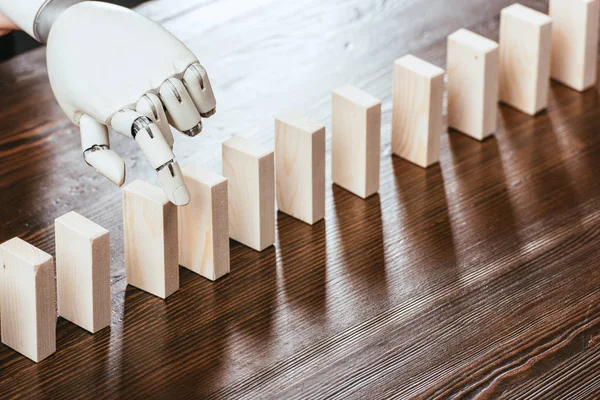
[332,85,382,198]
[448,29,499,141]
[391,55,444,167]
[222,137,275,251]
[275,112,326,225]
[178,165,230,281]
[0,238,56,362]
[55,211,111,333]
[499,3,552,115]
[123,180,179,299]
[550,0,599,91]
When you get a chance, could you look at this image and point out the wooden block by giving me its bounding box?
[550,0,599,91]
[332,85,381,198]
[499,3,553,115]
[0,238,56,362]
[123,180,179,299]
[275,112,326,225]
[391,55,444,167]
[55,211,111,333]
[178,165,230,281]
[222,137,275,251]
[448,29,499,141]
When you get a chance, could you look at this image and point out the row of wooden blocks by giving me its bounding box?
[0,164,234,362]
[0,92,380,362]
[395,1,599,167]
[0,0,596,364]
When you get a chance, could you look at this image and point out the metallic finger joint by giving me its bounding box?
[83,144,109,157]
[156,160,176,176]
[83,144,109,167]
[200,107,216,118]
[182,122,203,137]
[131,116,154,138]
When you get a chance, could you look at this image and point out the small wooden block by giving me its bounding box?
[499,3,553,115]
[0,238,56,362]
[448,29,499,141]
[550,0,599,91]
[332,85,382,198]
[123,180,179,299]
[275,112,326,225]
[178,165,230,281]
[222,137,275,251]
[55,211,111,333]
[391,55,444,167]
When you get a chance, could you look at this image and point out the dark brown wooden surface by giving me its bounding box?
[1,0,599,398]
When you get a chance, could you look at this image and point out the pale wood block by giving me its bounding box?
[222,137,275,251]
[448,29,499,141]
[178,165,230,281]
[332,85,382,198]
[550,0,599,91]
[499,3,553,115]
[55,211,111,333]
[391,55,444,167]
[123,180,179,299]
[0,238,56,362]
[275,112,326,225]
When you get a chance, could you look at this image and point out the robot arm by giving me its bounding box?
[0,0,217,206]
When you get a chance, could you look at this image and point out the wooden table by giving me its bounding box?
[1,0,599,398]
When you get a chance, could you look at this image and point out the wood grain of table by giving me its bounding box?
[0,0,599,398]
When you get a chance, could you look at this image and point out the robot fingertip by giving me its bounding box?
[172,186,191,206]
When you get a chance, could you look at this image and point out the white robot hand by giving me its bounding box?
[0,0,217,206]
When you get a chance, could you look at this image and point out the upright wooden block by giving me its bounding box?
[550,0,599,91]
[275,112,326,225]
[222,137,275,251]
[499,3,552,115]
[391,55,444,168]
[0,238,56,362]
[332,85,381,198]
[55,211,111,333]
[123,180,179,299]
[448,29,499,141]
[178,165,230,281]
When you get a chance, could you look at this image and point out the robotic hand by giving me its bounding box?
[0,0,217,206]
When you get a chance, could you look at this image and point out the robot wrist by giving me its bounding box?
[34,0,84,43]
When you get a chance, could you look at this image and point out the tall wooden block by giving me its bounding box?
[55,211,111,333]
[222,137,275,251]
[550,0,599,91]
[499,3,552,115]
[0,238,56,362]
[391,55,444,168]
[275,112,325,225]
[123,180,179,299]
[178,165,230,281]
[332,85,381,198]
[448,29,499,141]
